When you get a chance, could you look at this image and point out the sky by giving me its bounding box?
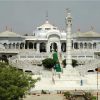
[0,0,100,35]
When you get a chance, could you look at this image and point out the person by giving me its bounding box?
[80,79,83,86]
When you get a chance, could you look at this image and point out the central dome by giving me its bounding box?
[37,20,57,31]
[34,20,60,38]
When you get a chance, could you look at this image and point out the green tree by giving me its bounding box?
[62,59,78,68]
[0,62,37,100]
[42,58,56,69]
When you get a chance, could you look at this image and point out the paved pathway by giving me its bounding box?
[23,93,100,100]
[24,94,64,100]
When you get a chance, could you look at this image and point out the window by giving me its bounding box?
[53,28,56,30]
[38,28,42,30]
[45,28,50,30]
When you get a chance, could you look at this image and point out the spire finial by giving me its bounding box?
[46,11,48,21]
[6,26,8,31]
[90,26,94,31]
[66,8,71,14]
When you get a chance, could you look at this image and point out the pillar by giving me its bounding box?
[58,42,61,52]
[66,9,72,69]
[37,43,40,52]
[47,42,50,53]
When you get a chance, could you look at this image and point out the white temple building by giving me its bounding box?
[0,20,100,62]
[0,11,100,91]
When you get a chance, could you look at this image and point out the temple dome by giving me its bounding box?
[35,20,60,38]
[0,31,21,37]
[37,20,57,30]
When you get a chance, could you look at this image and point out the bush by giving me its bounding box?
[63,91,72,99]
[84,92,94,100]
[62,59,78,67]
[41,90,47,94]
[0,62,37,100]
[42,58,56,69]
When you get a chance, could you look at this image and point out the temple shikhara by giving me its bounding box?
[0,10,100,91]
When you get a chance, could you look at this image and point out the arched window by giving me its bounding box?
[88,43,92,49]
[61,43,66,52]
[9,43,12,49]
[29,42,33,49]
[84,43,87,49]
[16,43,19,49]
[80,43,83,49]
[40,42,46,52]
[3,43,7,49]
[50,42,57,52]
[20,43,24,49]
[13,43,15,49]
[74,42,78,49]
[93,43,96,49]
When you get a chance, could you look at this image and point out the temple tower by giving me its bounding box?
[66,9,73,69]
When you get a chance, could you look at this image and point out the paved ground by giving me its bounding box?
[23,94,64,100]
[23,92,100,100]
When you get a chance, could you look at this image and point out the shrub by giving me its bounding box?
[41,90,47,94]
[63,91,72,99]
[42,58,56,69]
[84,92,94,100]
[62,59,78,67]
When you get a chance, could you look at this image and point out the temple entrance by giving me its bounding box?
[50,42,57,52]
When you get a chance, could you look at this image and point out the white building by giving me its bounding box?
[0,20,100,62]
[0,12,100,91]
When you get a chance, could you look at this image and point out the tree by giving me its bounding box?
[42,58,56,69]
[62,59,78,68]
[0,62,37,100]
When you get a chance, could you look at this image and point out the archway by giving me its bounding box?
[93,43,96,49]
[50,42,57,52]
[40,42,46,52]
[74,42,78,49]
[29,42,33,49]
[3,43,7,49]
[88,43,92,49]
[80,43,83,49]
[61,43,66,52]
[1,55,8,63]
[20,43,24,49]
[16,43,20,49]
[84,43,87,49]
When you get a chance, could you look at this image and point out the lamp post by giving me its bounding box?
[97,68,98,100]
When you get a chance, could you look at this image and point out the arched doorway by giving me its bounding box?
[29,42,33,49]
[93,43,96,49]
[61,43,66,52]
[1,55,8,63]
[74,42,78,49]
[20,43,24,49]
[3,43,7,49]
[40,42,46,52]
[50,42,57,52]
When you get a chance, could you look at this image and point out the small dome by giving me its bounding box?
[0,31,21,37]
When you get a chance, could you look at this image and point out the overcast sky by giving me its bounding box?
[0,0,100,35]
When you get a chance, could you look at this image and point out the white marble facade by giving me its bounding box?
[0,19,100,61]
